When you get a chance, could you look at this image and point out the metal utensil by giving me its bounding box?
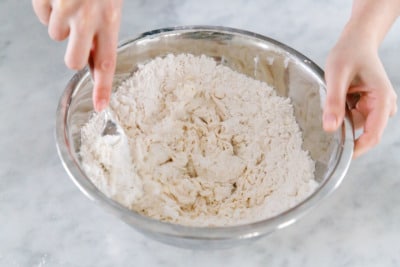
[101,108,120,136]
[88,55,120,136]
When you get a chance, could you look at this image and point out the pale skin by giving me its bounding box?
[32,0,123,111]
[32,0,398,158]
[324,0,399,158]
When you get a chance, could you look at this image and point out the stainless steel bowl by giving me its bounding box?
[56,26,354,249]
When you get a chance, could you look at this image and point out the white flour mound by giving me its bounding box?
[80,53,317,226]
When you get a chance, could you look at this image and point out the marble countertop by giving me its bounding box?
[1,0,400,266]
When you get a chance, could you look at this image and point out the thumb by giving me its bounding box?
[323,58,353,132]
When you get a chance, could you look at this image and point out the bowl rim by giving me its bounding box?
[55,25,354,241]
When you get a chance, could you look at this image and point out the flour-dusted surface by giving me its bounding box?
[80,54,317,226]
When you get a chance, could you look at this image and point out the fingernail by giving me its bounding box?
[95,99,108,112]
[323,113,337,130]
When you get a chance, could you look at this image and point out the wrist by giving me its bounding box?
[343,0,400,50]
[337,20,380,52]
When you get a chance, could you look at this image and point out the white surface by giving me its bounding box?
[1,0,400,266]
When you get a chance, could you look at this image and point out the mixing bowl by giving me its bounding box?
[56,26,354,249]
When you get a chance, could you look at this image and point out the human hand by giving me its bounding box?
[32,0,123,111]
[323,35,397,158]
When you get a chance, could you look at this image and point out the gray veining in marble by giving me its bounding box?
[1,0,400,266]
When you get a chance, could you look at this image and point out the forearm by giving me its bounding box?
[341,0,400,49]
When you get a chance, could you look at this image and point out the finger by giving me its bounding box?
[47,10,70,41]
[92,32,119,112]
[350,109,365,130]
[362,59,397,117]
[92,9,121,112]
[353,102,390,158]
[64,22,94,70]
[32,0,51,25]
[323,56,355,132]
[373,75,398,118]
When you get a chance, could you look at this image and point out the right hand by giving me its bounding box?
[32,0,123,111]
[324,32,397,158]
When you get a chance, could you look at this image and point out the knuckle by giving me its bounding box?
[95,52,117,72]
[65,57,85,70]
[97,59,115,72]
[105,10,119,24]
[48,28,65,41]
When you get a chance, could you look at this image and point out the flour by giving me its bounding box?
[80,53,318,226]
